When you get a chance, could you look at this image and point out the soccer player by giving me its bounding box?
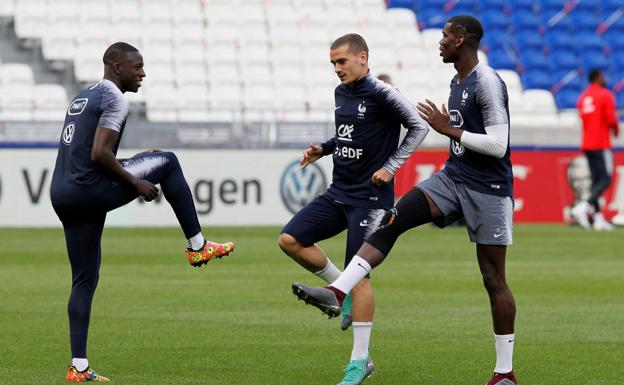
[292,16,518,385]
[50,42,235,382]
[279,33,429,385]
[571,69,619,231]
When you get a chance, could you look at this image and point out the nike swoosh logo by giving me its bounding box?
[493,233,503,238]
[335,106,341,110]
[357,263,369,271]
[359,220,368,227]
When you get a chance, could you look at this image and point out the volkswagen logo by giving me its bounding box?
[280,160,327,214]
[62,122,76,145]
[451,140,465,156]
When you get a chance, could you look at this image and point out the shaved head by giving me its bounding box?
[103,42,139,66]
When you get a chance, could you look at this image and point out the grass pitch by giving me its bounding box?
[0,225,622,385]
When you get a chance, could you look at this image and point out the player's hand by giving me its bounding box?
[135,179,160,201]
[417,100,451,134]
[371,168,393,185]
[300,143,323,168]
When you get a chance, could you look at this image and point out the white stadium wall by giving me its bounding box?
[0,149,333,227]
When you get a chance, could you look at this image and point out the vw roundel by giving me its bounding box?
[62,122,76,145]
[280,160,327,214]
[67,98,88,115]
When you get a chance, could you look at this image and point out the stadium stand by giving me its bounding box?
[392,0,624,112]
[1,0,623,147]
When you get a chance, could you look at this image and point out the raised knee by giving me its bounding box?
[162,151,179,164]
[376,208,398,231]
[278,233,301,254]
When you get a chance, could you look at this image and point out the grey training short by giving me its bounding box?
[418,171,513,245]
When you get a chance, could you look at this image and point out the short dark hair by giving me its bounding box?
[447,15,484,50]
[588,69,603,83]
[103,42,139,65]
[330,33,369,55]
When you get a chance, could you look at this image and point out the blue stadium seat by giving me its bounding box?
[545,31,575,50]
[577,32,605,51]
[555,89,580,109]
[417,9,447,29]
[521,69,552,89]
[604,31,624,50]
[542,10,573,33]
[541,0,569,12]
[386,0,417,9]
[512,10,541,30]
[609,71,624,86]
[481,0,508,12]
[550,50,579,70]
[573,1,600,14]
[509,0,537,12]
[570,12,601,32]
[488,50,517,71]
[601,0,624,14]
[418,0,448,13]
[581,52,611,72]
[616,91,624,109]
[551,71,583,92]
[520,49,549,70]
[609,14,624,32]
[481,10,511,31]
[611,53,624,71]
[515,30,543,50]
[445,0,478,15]
[482,33,515,52]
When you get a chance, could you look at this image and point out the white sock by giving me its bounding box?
[351,322,372,361]
[188,232,205,250]
[494,333,514,373]
[331,256,372,294]
[72,358,89,372]
[314,259,342,283]
[574,200,589,212]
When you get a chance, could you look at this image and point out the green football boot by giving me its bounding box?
[340,293,353,331]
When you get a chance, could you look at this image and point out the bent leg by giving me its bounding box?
[98,152,201,239]
[121,152,201,238]
[358,187,441,268]
[279,195,347,276]
[330,187,443,297]
[278,233,334,273]
[344,207,376,323]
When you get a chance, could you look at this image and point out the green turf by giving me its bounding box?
[0,225,622,384]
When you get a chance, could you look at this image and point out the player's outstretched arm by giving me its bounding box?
[374,84,429,184]
[91,127,159,201]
